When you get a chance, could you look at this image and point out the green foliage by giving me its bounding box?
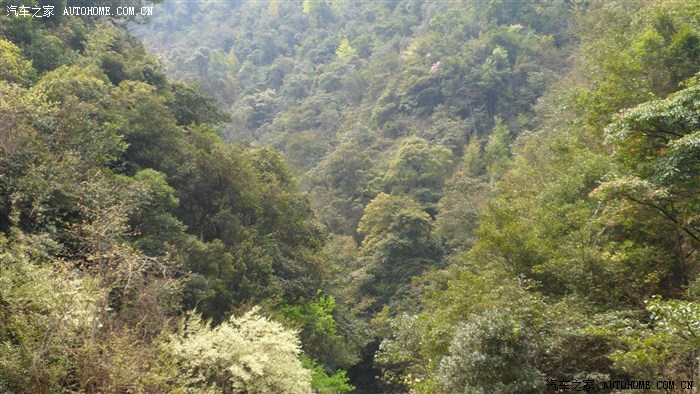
[375,267,541,392]
[0,80,52,180]
[310,132,379,235]
[382,137,453,215]
[132,0,576,185]
[277,291,364,370]
[303,0,334,25]
[483,118,511,179]
[336,36,357,61]
[113,80,184,172]
[8,0,700,391]
[278,293,342,359]
[596,81,700,290]
[609,296,700,381]
[301,354,355,394]
[434,144,490,250]
[0,11,334,392]
[437,308,544,394]
[358,193,431,254]
[32,62,110,102]
[461,136,486,177]
[165,81,232,126]
[355,193,441,311]
[0,39,36,85]
[129,169,186,255]
[368,2,700,389]
[0,234,101,392]
[26,34,74,74]
[83,23,165,86]
[163,128,326,319]
[281,294,339,338]
[572,1,700,129]
[469,133,628,302]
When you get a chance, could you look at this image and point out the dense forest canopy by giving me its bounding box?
[2,0,700,392]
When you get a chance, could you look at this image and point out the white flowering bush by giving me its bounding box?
[167,307,312,393]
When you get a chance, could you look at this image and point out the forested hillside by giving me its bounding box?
[3,0,700,392]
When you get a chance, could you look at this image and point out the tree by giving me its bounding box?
[165,81,231,126]
[26,34,74,74]
[483,117,511,179]
[356,193,440,310]
[310,133,378,236]
[382,137,453,216]
[129,169,186,255]
[434,142,490,250]
[596,80,700,289]
[0,39,35,85]
[437,309,543,394]
[336,36,357,61]
[113,80,185,174]
[609,296,700,382]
